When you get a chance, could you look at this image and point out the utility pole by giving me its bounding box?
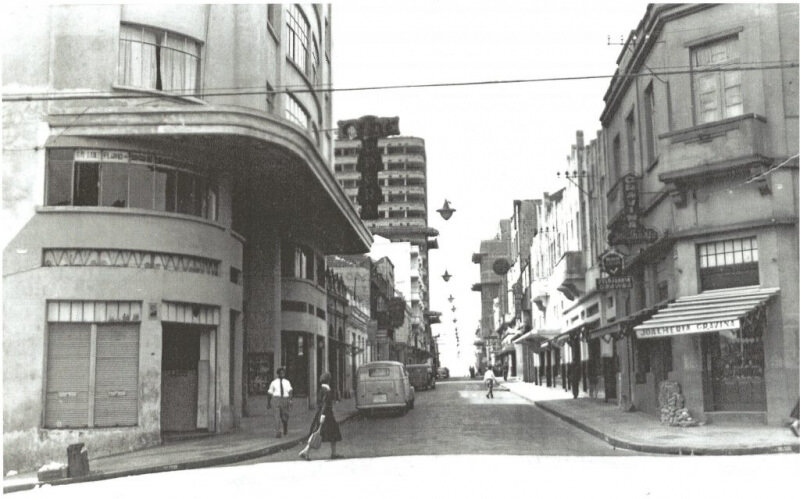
[337,116,400,220]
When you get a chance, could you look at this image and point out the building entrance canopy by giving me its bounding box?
[634,286,779,339]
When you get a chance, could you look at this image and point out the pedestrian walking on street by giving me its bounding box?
[267,367,293,438]
[483,366,498,399]
[502,363,509,381]
[469,366,475,379]
[299,372,343,461]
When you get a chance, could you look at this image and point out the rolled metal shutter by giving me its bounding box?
[45,324,91,428]
[94,324,139,426]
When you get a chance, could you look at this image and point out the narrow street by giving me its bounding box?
[237,378,639,464]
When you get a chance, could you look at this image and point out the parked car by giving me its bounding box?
[437,367,450,379]
[356,361,415,415]
[406,364,436,391]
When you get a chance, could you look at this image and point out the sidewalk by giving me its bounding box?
[503,378,800,455]
[3,397,358,494]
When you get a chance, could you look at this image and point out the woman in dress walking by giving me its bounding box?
[299,372,343,460]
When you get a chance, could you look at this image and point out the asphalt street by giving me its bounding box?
[237,378,640,463]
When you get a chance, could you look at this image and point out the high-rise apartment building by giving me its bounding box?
[334,135,438,364]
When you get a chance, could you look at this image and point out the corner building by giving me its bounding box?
[600,4,798,424]
[2,4,371,472]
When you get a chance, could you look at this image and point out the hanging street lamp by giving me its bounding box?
[448,294,455,303]
[436,199,456,220]
[442,270,452,282]
[451,306,456,312]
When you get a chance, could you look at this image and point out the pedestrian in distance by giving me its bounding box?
[483,365,498,399]
[267,367,293,438]
[299,372,343,461]
[469,366,475,379]
[502,363,509,382]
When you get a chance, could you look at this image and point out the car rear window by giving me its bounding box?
[368,368,391,377]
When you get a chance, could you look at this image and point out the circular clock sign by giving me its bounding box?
[600,250,625,277]
[492,258,511,275]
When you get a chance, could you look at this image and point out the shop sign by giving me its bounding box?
[599,249,625,276]
[597,276,633,290]
[636,319,740,339]
[622,174,640,229]
[74,149,101,162]
[608,227,659,246]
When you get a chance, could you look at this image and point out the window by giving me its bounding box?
[625,110,636,172]
[644,83,658,164]
[45,301,141,428]
[286,5,309,72]
[698,237,759,290]
[692,37,742,124]
[285,94,310,130]
[117,24,200,93]
[46,149,218,221]
[611,135,622,184]
[310,35,320,85]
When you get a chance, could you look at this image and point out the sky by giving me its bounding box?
[332,0,649,373]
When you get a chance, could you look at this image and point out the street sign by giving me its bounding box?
[599,249,625,276]
[608,227,659,246]
[597,277,633,290]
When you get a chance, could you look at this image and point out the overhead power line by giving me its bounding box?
[3,61,797,103]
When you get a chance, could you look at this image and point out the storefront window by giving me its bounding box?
[702,324,766,411]
[46,149,216,221]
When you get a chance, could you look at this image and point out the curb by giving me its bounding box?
[517,391,800,456]
[3,411,360,494]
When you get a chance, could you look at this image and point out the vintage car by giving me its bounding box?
[436,366,450,379]
[406,363,436,391]
[356,361,415,415]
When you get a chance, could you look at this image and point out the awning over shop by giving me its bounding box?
[513,328,560,344]
[497,344,516,355]
[634,286,779,339]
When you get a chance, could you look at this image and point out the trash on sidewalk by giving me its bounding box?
[37,462,67,482]
[658,381,700,427]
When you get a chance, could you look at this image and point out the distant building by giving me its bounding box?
[471,220,512,367]
[334,135,438,364]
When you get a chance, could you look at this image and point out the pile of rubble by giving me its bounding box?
[658,381,700,427]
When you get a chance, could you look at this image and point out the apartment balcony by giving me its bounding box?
[551,251,584,300]
[658,114,772,202]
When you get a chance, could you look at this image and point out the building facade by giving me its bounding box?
[599,3,798,424]
[2,4,372,473]
[471,220,512,368]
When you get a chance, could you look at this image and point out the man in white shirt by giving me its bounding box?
[483,365,498,399]
[267,367,293,438]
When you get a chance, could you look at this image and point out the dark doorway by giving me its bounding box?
[282,332,309,397]
[161,324,200,432]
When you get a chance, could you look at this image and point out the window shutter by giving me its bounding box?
[45,324,91,428]
[94,324,139,427]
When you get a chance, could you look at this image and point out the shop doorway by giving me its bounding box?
[701,329,766,411]
[161,324,200,432]
[282,332,309,397]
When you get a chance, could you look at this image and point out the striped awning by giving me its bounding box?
[514,329,560,344]
[634,286,779,339]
